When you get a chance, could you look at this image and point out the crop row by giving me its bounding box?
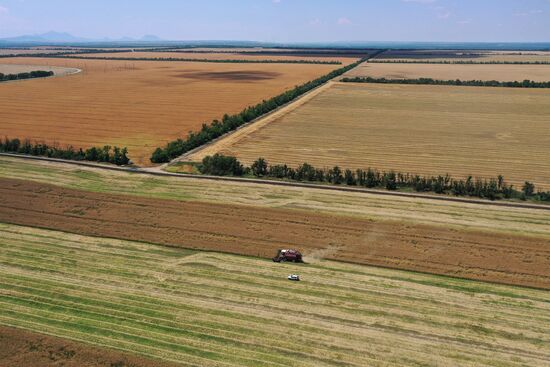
[0,223,549,366]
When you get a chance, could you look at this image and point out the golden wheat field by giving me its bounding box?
[75,51,360,65]
[345,62,550,81]
[0,57,341,165]
[188,82,550,189]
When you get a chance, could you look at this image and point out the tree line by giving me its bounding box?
[341,77,550,88]
[195,154,550,203]
[150,55,380,163]
[59,55,343,65]
[0,137,130,165]
[0,70,54,82]
[369,59,550,65]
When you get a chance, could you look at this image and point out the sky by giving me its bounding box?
[0,0,549,42]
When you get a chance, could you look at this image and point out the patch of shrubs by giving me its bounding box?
[198,155,550,202]
[341,76,550,88]
[0,137,130,166]
[0,70,54,82]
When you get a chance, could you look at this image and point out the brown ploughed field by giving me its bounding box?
[346,61,550,81]
[0,326,179,367]
[1,176,549,289]
[0,57,341,165]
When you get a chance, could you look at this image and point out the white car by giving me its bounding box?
[287,274,300,281]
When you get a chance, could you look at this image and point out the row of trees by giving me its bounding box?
[341,77,550,88]
[0,137,130,166]
[370,59,550,65]
[60,55,342,65]
[197,154,550,202]
[150,56,374,163]
[0,70,54,82]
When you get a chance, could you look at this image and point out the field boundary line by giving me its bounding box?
[1,153,549,211]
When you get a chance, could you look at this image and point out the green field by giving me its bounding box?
[0,223,549,367]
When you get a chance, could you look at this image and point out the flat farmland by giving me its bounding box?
[0,57,341,165]
[345,62,550,81]
[193,82,550,189]
[1,157,549,289]
[0,222,549,367]
[74,51,361,65]
[373,49,550,63]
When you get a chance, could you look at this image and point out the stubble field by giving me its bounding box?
[190,82,550,189]
[0,57,341,165]
[0,222,548,367]
[345,61,550,81]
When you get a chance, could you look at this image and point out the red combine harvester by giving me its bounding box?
[272,249,303,263]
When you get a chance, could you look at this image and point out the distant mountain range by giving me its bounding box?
[0,31,163,44]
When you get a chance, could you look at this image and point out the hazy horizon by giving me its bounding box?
[0,0,549,43]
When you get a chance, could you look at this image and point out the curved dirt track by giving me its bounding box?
[2,153,548,211]
[1,177,549,289]
[0,326,180,367]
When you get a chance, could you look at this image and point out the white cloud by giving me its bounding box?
[402,0,437,3]
[437,11,451,19]
[0,6,9,14]
[337,17,351,25]
[309,18,321,26]
[272,0,281,3]
[514,9,543,16]
[457,19,471,25]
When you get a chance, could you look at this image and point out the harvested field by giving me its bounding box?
[73,51,360,65]
[0,325,180,367]
[0,57,341,165]
[345,62,550,81]
[0,223,549,366]
[373,49,550,63]
[0,63,79,76]
[1,169,549,288]
[192,82,550,189]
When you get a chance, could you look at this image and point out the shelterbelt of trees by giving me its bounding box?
[0,70,53,82]
[196,154,550,203]
[341,76,550,88]
[369,59,550,65]
[58,55,343,65]
[150,54,386,163]
[0,138,130,166]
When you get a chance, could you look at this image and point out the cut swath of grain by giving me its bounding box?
[346,62,550,81]
[0,223,549,367]
[190,82,550,190]
[0,57,343,165]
